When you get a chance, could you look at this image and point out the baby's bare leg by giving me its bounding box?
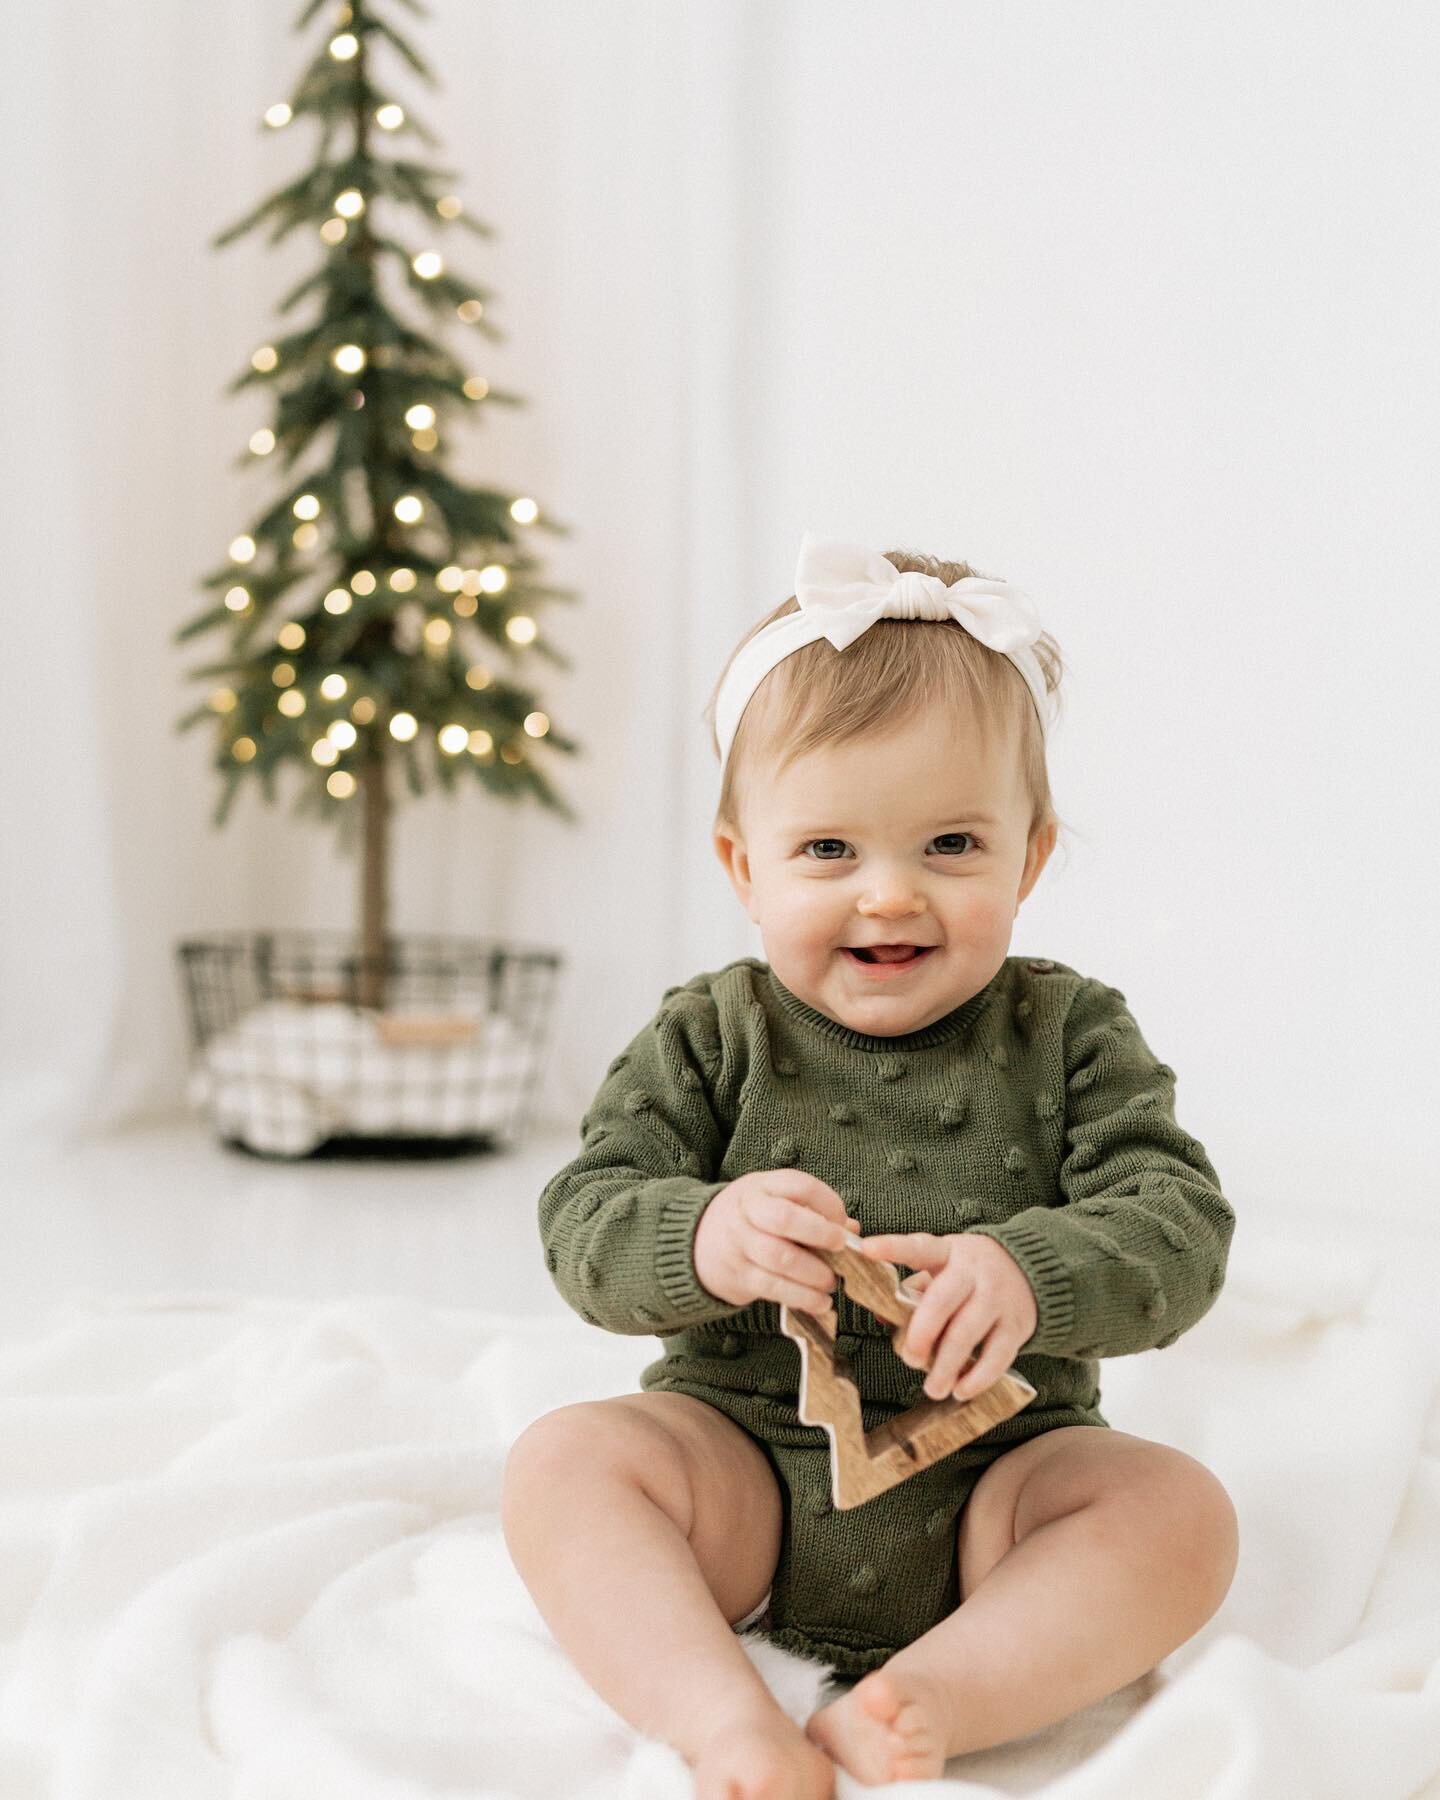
[502,1392,835,1796]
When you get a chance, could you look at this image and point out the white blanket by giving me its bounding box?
[2,1225,1439,1799]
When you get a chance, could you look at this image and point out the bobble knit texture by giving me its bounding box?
[538,956,1234,1677]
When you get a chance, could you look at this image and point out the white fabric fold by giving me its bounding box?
[1,1224,1437,1798]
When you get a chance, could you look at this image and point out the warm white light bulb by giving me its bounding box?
[510,497,539,524]
[376,104,404,130]
[393,495,424,524]
[389,712,418,742]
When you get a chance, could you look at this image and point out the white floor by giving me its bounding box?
[3,1110,579,1348]
[7,1109,1440,1354]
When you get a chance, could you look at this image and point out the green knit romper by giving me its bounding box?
[539,956,1233,1680]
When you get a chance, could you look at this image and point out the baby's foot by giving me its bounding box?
[804,1666,952,1785]
[692,1706,836,1800]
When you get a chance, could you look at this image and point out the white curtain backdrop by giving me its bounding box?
[2,1,1437,1223]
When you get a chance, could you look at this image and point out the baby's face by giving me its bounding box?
[714,707,1055,1037]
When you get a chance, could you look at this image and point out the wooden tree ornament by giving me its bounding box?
[779,1234,1038,1510]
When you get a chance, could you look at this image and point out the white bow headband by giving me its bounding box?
[714,533,1056,773]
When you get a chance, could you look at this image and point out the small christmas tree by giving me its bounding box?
[174,0,578,1010]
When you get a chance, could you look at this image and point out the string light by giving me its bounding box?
[393,495,424,523]
[333,189,365,219]
[423,619,452,646]
[321,219,347,246]
[277,622,306,649]
[272,663,296,687]
[293,494,320,520]
[278,690,306,717]
[323,587,352,614]
[389,712,418,741]
[456,300,483,323]
[510,497,539,524]
[465,665,492,689]
[436,195,463,219]
[232,737,257,761]
[523,712,550,737]
[329,32,358,61]
[351,571,377,595]
[210,689,237,713]
[332,344,366,374]
[251,347,277,373]
[412,252,443,279]
[452,593,477,618]
[406,405,436,431]
[376,104,404,130]
[388,568,417,591]
[468,729,493,756]
[229,536,256,562]
[438,724,469,754]
[505,615,537,645]
[263,104,292,129]
[351,696,377,724]
[500,743,524,764]
[320,674,348,700]
[327,770,357,799]
[250,429,275,456]
[462,376,489,400]
[328,720,358,749]
[224,586,250,611]
[292,525,319,551]
[312,739,338,766]
[478,564,507,593]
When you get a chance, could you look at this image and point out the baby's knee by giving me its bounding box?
[502,1400,680,1515]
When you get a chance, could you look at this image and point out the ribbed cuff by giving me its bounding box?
[653,1179,739,1325]
[965,1214,1077,1356]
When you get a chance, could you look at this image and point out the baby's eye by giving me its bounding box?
[803,838,851,860]
[931,832,979,855]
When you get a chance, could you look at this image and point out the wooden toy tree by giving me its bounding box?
[173,0,578,1009]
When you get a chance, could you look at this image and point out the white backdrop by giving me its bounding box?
[2,0,1436,1220]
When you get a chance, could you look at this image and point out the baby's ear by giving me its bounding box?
[712,828,755,910]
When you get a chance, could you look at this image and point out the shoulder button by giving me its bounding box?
[1026,958,1056,973]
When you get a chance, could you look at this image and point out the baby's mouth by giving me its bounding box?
[844,944,936,965]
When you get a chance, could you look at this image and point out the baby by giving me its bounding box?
[502,534,1240,1796]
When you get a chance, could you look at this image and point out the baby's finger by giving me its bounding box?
[770,1171,856,1231]
[858,1230,946,1263]
[948,1323,1012,1404]
[741,1254,836,1315]
[749,1229,838,1295]
[924,1313,993,1401]
[755,1194,855,1255]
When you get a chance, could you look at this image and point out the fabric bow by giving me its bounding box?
[794,533,1045,658]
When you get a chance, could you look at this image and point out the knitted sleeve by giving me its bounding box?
[965,978,1235,1359]
[537,987,747,1336]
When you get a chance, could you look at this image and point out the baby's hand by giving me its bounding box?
[858,1231,1039,1403]
[694,1171,861,1318]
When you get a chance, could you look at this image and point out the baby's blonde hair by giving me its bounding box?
[704,547,1068,846]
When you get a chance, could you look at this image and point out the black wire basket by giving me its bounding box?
[176,930,564,1160]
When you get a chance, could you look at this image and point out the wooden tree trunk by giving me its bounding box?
[357,748,389,1010]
